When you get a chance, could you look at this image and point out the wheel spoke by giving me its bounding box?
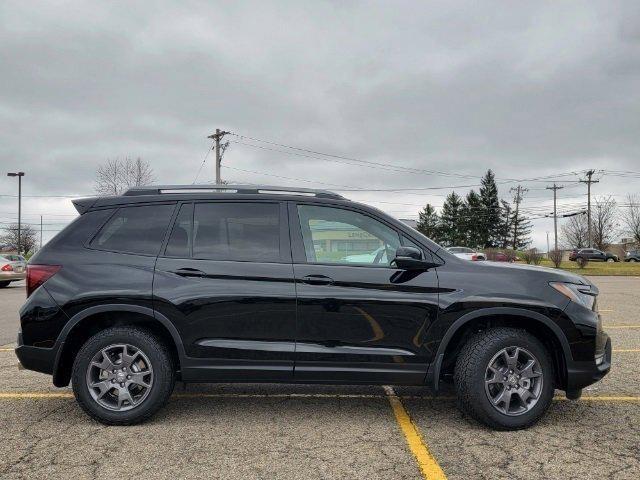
[129,371,151,388]
[485,366,504,385]
[519,359,541,379]
[516,387,533,404]
[120,346,140,368]
[91,352,116,372]
[117,387,135,408]
[90,380,113,399]
[505,347,520,370]
[492,387,512,407]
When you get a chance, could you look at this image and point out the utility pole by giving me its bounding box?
[40,215,43,250]
[207,129,230,184]
[579,170,599,248]
[546,183,564,252]
[510,185,528,250]
[7,172,24,255]
[546,231,550,256]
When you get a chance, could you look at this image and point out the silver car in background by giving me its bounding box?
[0,254,27,287]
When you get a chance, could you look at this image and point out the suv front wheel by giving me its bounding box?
[454,327,555,430]
[72,326,175,425]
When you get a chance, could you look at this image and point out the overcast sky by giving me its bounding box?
[1,1,639,249]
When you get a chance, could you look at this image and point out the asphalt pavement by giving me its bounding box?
[0,276,638,479]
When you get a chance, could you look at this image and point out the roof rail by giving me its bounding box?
[123,184,345,200]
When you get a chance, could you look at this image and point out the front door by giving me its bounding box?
[153,200,296,381]
[290,202,440,384]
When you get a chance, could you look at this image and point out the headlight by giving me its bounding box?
[549,282,597,310]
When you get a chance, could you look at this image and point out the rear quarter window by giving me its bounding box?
[90,204,175,256]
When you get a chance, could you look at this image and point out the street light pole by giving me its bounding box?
[7,172,25,255]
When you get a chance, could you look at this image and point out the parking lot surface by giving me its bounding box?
[1,277,639,479]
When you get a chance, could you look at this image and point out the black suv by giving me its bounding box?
[16,185,611,430]
[570,248,619,263]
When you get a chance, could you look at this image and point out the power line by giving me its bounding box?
[230,133,588,185]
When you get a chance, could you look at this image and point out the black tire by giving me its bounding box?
[0,281,10,288]
[72,326,175,425]
[606,258,615,263]
[454,327,555,430]
[630,258,637,263]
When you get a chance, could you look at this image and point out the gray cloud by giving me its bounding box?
[1,1,639,247]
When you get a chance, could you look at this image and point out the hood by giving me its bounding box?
[473,260,590,285]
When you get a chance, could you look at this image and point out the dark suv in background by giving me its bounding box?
[16,185,611,430]
[569,248,619,262]
[625,249,640,262]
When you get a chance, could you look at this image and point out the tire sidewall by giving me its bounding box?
[72,328,174,424]
[465,332,554,429]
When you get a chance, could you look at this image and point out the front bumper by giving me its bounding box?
[14,332,59,376]
[566,334,612,391]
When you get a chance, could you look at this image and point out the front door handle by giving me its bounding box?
[172,268,206,278]
[301,274,334,286]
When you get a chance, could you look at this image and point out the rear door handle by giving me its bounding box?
[172,268,206,278]
[301,275,334,286]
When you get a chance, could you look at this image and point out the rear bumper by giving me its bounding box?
[566,334,612,391]
[0,272,26,281]
[14,332,59,376]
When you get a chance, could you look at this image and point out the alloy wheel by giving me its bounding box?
[86,344,154,412]
[484,346,543,416]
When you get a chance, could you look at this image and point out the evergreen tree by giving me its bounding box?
[498,199,513,249]
[510,202,532,250]
[479,169,501,248]
[439,192,464,246]
[463,190,483,248]
[416,204,440,241]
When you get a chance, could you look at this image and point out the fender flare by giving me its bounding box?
[52,304,186,385]
[426,307,573,391]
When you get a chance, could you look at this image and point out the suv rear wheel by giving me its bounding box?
[72,326,175,425]
[454,327,554,430]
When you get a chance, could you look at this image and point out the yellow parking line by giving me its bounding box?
[0,348,14,352]
[384,386,447,480]
[0,392,73,399]
[613,349,640,353]
[599,309,615,312]
[605,325,640,329]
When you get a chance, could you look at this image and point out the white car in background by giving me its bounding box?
[447,246,486,261]
[0,254,27,287]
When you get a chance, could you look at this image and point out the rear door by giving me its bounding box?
[290,202,440,384]
[153,200,297,381]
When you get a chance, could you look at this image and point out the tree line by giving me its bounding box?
[415,170,532,249]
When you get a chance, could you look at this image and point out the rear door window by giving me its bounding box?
[90,204,174,255]
[192,202,281,262]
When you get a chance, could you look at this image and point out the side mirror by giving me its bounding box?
[392,246,439,270]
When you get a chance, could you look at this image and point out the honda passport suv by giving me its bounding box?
[16,185,611,430]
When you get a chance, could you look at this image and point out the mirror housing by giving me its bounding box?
[392,246,440,270]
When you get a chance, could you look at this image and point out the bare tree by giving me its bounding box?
[548,249,563,268]
[1,224,38,254]
[561,213,588,249]
[592,196,618,251]
[95,157,154,195]
[621,193,640,244]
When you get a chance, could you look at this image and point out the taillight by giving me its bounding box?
[471,254,478,261]
[26,265,61,298]
[1,264,13,271]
